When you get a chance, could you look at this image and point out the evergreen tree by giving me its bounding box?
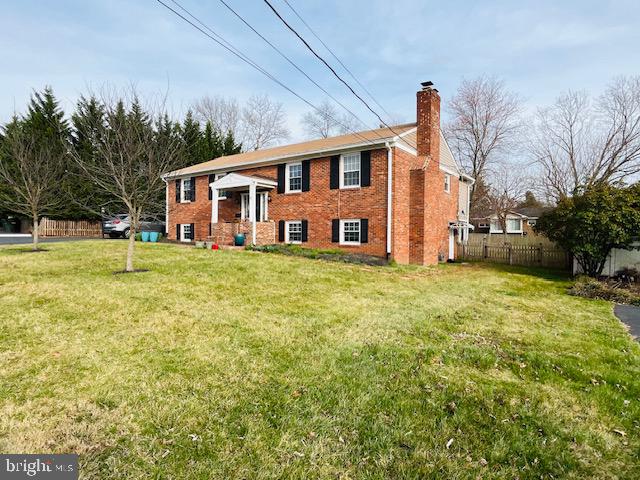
[517,191,543,209]
[180,111,203,168]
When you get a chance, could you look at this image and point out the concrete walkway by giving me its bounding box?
[614,304,640,340]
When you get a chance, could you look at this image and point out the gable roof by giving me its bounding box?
[515,207,550,218]
[164,122,462,179]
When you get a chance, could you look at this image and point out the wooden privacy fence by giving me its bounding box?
[39,217,102,237]
[457,242,571,270]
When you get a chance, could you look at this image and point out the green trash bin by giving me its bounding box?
[234,233,245,246]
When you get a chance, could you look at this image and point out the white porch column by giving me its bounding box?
[448,229,455,261]
[211,186,219,225]
[249,181,257,245]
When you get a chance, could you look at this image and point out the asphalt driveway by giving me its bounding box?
[615,304,640,340]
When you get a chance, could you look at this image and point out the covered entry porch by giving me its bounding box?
[209,173,278,245]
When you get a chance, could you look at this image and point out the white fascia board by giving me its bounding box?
[164,139,395,179]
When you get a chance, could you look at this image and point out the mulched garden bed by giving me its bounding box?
[248,244,389,266]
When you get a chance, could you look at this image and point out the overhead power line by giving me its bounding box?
[262,0,404,138]
[280,0,394,121]
[157,0,379,146]
[216,0,374,132]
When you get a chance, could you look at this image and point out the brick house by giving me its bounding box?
[162,82,474,265]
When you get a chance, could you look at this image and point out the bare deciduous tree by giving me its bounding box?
[69,94,183,272]
[192,95,241,138]
[241,94,290,150]
[444,76,523,206]
[0,126,65,250]
[487,165,528,242]
[531,76,640,202]
[301,100,359,139]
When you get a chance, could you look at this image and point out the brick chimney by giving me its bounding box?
[416,81,441,165]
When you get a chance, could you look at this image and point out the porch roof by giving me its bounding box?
[209,173,277,191]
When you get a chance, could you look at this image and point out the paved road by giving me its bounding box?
[0,236,104,245]
[615,304,640,340]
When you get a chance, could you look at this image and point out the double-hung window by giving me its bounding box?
[340,152,361,188]
[286,162,302,193]
[181,178,192,202]
[340,219,361,245]
[285,221,302,244]
[181,224,192,242]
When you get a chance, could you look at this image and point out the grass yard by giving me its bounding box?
[1,241,639,479]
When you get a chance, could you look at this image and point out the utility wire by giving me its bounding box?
[281,0,394,122]
[157,0,380,146]
[217,0,377,133]
[262,0,404,138]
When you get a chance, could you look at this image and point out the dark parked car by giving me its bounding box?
[102,215,165,239]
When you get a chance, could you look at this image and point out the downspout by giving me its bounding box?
[385,142,393,258]
[162,176,169,235]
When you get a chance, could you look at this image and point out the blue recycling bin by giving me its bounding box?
[234,233,245,246]
[149,231,160,243]
[141,231,151,242]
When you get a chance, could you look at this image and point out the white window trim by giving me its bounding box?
[240,192,268,222]
[180,224,192,242]
[285,220,303,244]
[214,174,227,200]
[181,178,192,203]
[339,152,361,189]
[444,174,451,193]
[507,218,523,233]
[489,218,523,234]
[285,162,303,194]
[340,219,361,246]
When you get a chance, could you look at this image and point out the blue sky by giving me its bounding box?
[1,0,639,140]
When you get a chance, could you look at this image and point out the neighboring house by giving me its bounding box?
[473,207,548,236]
[162,82,474,265]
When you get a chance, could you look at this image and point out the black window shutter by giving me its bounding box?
[278,220,285,242]
[176,224,180,240]
[190,223,195,240]
[330,156,340,189]
[331,219,340,242]
[301,219,308,242]
[361,151,371,187]
[208,222,212,237]
[302,160,311,192]
[360,219,369,243]
[208,174,215,200]
[190,177,196,201]
[175,179,181,202]
[277,164,286,193]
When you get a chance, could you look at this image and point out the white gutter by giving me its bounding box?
[385,142,393,256]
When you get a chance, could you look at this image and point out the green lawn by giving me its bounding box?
[1,241,639,479]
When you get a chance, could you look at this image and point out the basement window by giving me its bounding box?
[286,221,302,244]
[340,219,360,245]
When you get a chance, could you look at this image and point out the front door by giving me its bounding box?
[241,192,268,221]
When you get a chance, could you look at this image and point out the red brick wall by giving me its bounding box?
[168,148,389,257]
[167,86,462,264]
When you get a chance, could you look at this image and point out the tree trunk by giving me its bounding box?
[32,215,39,251]
[125,223,136,272]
